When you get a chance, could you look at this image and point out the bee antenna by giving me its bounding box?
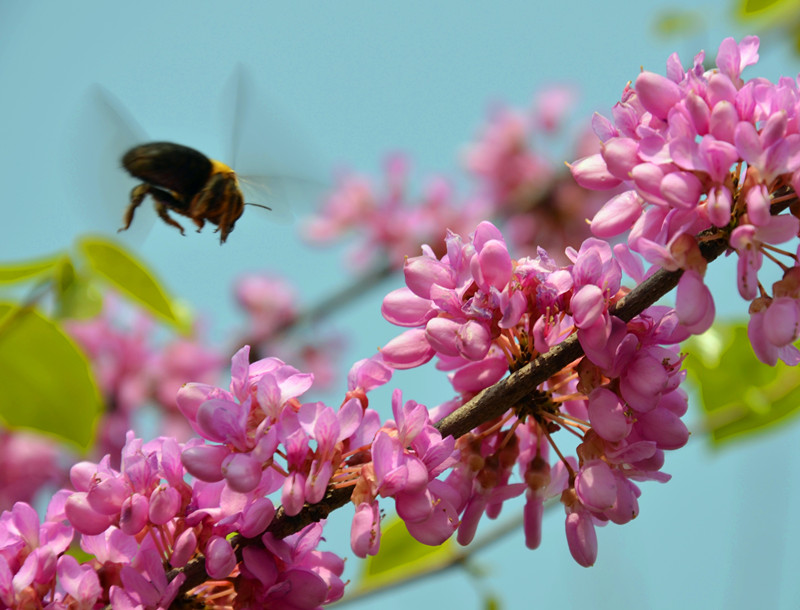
[245,202,272,211]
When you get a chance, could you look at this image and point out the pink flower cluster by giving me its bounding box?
[234,272,343,389]
[569,36,800,364]
[349,389,458,555]
[176,347,465,560]
[380,221,690,565]
[66,299,223,455]
[463,98,610,260]
[464,104,556,206]
[2,428,347,608]
[304,87,609,270]
[1,344,469,606]
[303,154,489,267]
[0,431,63,511]
[7,34,800,607]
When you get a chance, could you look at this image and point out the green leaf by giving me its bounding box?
[53,259,103,320]
[357,517,456,591]
[735,0,800,25]
[77,236,188,331]
[484,596,501,610]
[652,10,704,37]
[684,322,800,445]
[738,0,786,17]
[0,254,62,284]
[0,303,102,448]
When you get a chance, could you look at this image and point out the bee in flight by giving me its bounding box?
[120,141,269,244]
[67,66,319,244]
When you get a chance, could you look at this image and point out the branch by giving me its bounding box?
[169,231,733,601]
[436,230,730,438]
[332,508,535,606]
[290,262,395,329]
[234,172,577,352]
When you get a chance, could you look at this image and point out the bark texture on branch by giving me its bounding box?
[170,232,734,601]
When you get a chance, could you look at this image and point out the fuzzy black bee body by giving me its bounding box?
[120,142,246,243]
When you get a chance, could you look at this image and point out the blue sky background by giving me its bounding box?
[1,2,799,608]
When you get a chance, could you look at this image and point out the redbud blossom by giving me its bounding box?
[571,35,800,361]
[378,217,693,567]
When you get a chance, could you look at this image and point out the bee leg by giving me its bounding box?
[216,181,244,243]
[189,175,243,244]
[188,186,215,223]
[146,187,192,235]
[187,185,217,232]
[119,184,150,232]
[153,201,186,235]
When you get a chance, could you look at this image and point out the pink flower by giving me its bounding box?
[676,270,715,334]
[258,523,346,607]
[56,555,102,607]
[587,388,631,442]
[110,549,185,609]
[234,273,297,341]
[464,106,552,204]
[565,504,598,567]
[351,502,381,557]
[748,298,800,366]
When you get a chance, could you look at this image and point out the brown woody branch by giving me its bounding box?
[167,232,734,603]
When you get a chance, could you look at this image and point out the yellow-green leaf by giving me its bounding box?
[738,0,787,17]
[652,10,704,37]
[53,259,103,320]
[358,517,455,591]
[735,0,800,25]
[684,322,800,445]
[484,596,501,610]
[0,303,102,448]
[0,254,62,284]
[77,236,187,331]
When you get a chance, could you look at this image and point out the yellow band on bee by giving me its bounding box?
[210,158,236,176]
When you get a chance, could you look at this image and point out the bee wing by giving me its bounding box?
[64,85,153,244]
[238,173,325,224]
[222,65,327,221]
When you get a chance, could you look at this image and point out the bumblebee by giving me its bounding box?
[120,142,268,244]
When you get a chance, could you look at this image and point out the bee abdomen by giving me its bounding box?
[122,142,213,196]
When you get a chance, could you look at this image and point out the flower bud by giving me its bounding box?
[148,485,181,524]
[119,493,149,535]
[205,536,236,579]
[170,528,198,568]
[181,444,229,482]
[87,474,127,515]
[635,71,682,120]
[565,508,597,567]
[222,452,263,493]
[65,493,115,535]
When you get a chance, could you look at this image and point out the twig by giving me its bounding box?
[168,230,734,602]
[331,507,541,607]
[436,230,730,439]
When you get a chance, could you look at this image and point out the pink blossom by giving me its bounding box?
[234,273,297,341]
[56,555,101,607]
[587,388,631,442]
[379,328,436,369]
[575,460,617,511]
[570,35,800,363]
[351,502,381,557]
[676,270,715,334]
[590,190,643,238]
[569,153,623,190]
[110,549,185,609]
[0,432,64,511]
[565,505,598,567]
[464,106,552,204]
